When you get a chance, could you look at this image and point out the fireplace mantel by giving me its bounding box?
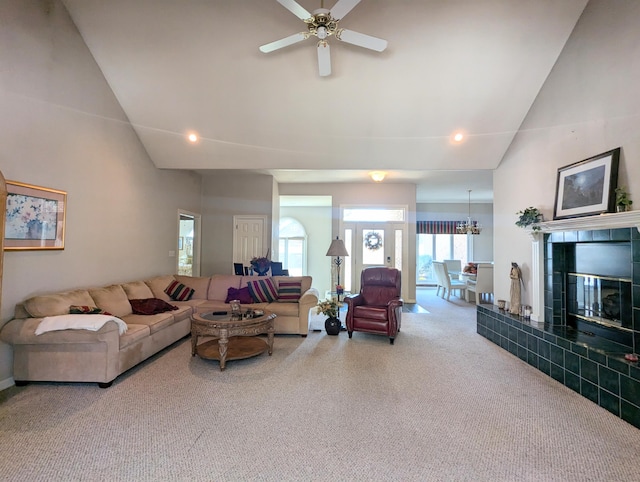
[527,210,640,323]
[528,210,640,238]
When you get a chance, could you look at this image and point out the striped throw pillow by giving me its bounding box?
[277,281,302,302]
[69,305,113,316]
[247,278,278,303]
[164,280,195,301]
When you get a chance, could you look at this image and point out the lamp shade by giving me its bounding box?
[326,237,349,257]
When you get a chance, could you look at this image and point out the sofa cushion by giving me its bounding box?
[266,301,299,317]
[24,289,96,318]
[69,305,113,316]
[174,276,210,300]
[121,313,174,335]
[164,280,195,301]
[247,278,278,303]
[277,280,302,302]
[119,324,151,349]
[89,285,133,318]
[121,281,154,300]
[129,298,178,315]
[144,275,175,302]
[208,275,241,301]
[225,286,253,304]
[170,299,207,313]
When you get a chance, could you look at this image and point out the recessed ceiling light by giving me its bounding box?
[370,171,386,182]
[452,132,464,143]
[187,132,199,143]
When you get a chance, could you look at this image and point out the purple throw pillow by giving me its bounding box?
[225,286,253,304]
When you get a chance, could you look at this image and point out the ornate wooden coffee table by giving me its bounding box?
[191,310,276,371]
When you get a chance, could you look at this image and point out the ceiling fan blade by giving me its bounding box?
[337,28,388,52]
[259,32,308,53]
[317,42,331,77]
[330,0,361,20]
[277,0,312,20]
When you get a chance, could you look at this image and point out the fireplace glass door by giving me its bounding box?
[567,273,632,331]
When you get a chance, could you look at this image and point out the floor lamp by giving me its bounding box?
[326,236,349,301]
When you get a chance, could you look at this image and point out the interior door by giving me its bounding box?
[233,215,267,270]
[346,222,404,295]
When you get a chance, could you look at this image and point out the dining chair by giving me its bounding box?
[465,263,494,305]
[433,261,467,301]
[444,259,462,280]
[270,261,285,276]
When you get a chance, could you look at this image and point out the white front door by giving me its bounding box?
[344,222,404,296]
[233,215,267,269]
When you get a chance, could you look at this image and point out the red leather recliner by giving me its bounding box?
[345,267,403,345]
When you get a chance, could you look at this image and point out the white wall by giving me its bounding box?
[0,1,202,385]
[494,0,640,305]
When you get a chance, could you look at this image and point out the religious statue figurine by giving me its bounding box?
[509,262,523,315]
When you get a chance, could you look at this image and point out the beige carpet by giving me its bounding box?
[1,288,639,481]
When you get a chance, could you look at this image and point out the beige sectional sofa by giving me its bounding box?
[0,274,318,387]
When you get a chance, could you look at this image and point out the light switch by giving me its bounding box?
[169,250,176,257]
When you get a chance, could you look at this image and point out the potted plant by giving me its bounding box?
[515,207,543,231]
[317,299,341,335]
[615,187,633,212]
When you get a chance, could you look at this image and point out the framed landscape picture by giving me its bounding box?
[5,181,66,250]
[553,148,620,220]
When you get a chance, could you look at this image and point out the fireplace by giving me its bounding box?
[567,273,632,342]
[544,228,639,353]
[552,240,634,348]
[476,211,640,429]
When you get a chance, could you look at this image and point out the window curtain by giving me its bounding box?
[416,221,459,234]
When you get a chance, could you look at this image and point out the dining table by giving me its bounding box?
[449,271,477,282]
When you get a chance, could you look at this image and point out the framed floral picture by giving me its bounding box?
[5,181,66,250]
[553,148,620,220]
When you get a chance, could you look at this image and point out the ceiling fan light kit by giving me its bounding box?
[260,0,388,77]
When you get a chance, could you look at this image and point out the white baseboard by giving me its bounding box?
[0,377,15,391]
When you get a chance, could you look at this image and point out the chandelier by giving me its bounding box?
[457,190,482,235]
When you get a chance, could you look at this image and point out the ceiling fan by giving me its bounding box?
[259,0,388,77]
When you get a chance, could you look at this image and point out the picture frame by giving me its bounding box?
[4,181,66,250]
[553,148,620,220]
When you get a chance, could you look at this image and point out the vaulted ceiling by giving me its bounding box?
[61,0,589,202]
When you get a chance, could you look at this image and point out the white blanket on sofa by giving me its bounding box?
[35,314,128,335]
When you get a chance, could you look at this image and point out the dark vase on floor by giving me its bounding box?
[325,317,341,336]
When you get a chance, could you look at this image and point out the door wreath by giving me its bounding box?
[364,231,383,250]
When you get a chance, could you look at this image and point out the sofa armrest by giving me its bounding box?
[297,288,319,334]
[0,316,121,345]
[299,288,319,306]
